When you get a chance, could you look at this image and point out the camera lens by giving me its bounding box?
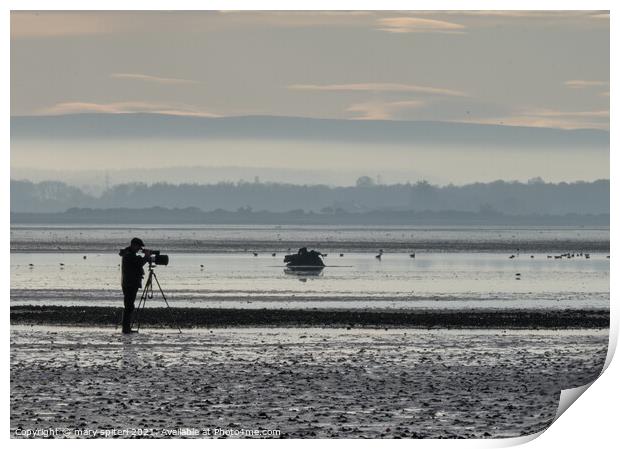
[154,254,169,266]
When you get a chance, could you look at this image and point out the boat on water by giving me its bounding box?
[283,247,325,273]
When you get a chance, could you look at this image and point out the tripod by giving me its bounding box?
[131,263,182,334]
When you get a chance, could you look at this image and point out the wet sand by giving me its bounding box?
[10,306,609,329]
[11,326,607,438]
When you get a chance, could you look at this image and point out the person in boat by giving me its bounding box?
[308,249,323,262]
[286,247,325,267]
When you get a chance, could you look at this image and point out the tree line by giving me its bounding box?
[10,178,610,215]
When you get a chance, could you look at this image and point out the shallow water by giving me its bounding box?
[10,225,610,439]
[10,224,610,253]
[10,227,609,311]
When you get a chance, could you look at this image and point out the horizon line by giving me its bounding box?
[10,112,611,133]
[10,176,611,189]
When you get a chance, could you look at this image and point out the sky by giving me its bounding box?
[10,11,610,186]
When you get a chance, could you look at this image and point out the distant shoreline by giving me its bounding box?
[9,239,611,253]
[10,208,611,227]
[10,306,609,329]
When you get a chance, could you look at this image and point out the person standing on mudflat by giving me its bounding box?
[118,237,149,334]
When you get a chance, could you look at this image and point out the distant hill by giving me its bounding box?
[11,113,609,150]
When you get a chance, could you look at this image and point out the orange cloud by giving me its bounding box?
[346,100,426,120]
[110,73,198,85]
[289,83,468,97]
[564,80,609,89]
[458,108,609,130]
[36,101,219,117]
[377,17,465,34]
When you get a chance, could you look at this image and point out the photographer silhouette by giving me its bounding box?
[118,237,148,334]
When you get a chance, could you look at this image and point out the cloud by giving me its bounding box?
[36,101,219,117]
[410,10,609,27]
[11,12,112,38]
[12,10,607,40]
[527,109,609,118]
[110,73,198,85]
[459,108,609,130]
[289,83,468,97]
[564,80,609,89]
[346,100,426,120]
[418,11,607,19]
[376,17,465,34]
[11,11,376,39]
[590,13,610,20]
[218,11,374,28]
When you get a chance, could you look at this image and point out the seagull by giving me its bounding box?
[253,252,258,257]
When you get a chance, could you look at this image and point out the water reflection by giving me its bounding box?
[284,266,324,283]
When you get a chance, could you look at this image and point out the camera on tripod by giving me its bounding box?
[142,249,169,266]
[132,248,180,334]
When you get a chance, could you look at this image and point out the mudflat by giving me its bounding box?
[10,306,609,329]
[10,326,607,438]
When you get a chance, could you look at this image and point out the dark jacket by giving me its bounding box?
[119,247,147,288]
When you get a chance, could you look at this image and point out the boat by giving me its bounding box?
[283,247,325,272]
